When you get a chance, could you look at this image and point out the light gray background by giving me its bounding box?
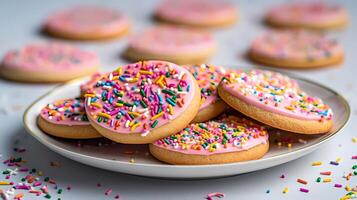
[0,0,356,199]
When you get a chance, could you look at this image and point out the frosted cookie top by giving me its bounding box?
[250,30,343,61]
[220,70,333,121]
[128,25,215,55]
[266,3,347,26]
[153,115,268,155]
[155,0,236,25]
[84,61,197,136]
[1,43,99,72]
[184,64,226,110]
[40,98,89,126]
[44,5,129,35]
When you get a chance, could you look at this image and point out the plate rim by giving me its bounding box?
[23,69,351,169]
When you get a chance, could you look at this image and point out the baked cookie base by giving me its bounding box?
[218,84,333,134]
[44,25,130,41]
[154,14,238,29]
[191,99,227,123]
[0,64,99,83]
[249,51,344,69]
[124,46,215,65]
[149,142,269,165]
[37,115,102,139]
[265,17,348,30]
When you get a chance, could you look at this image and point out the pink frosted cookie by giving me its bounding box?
[184,64,227,123]
[44,5,130,40]
[266,2,348,29]
[249,29,344,68]
[149,115,269,165]
[218,69,333,134]
[80,72,103,96]
[155,0,237,28]
[124,25,216,64]
[38,97,101,139]
[84,60,201,144]
[0,43,99,83]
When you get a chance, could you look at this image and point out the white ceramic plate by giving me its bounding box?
[23,71,350,179]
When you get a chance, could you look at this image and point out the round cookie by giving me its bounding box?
[124,25,216,65]
[249,29,344,69]
[218,69,333,134]
[184,64,227,123]
[155,0,237,28]
[84,60,201,144]
[80,72,103,97]
[266,2,348,30]
[38,97,101,139]
[149,115,269,165]
[44,5,130,40]
[0,43,99,83]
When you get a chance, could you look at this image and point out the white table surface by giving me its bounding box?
[0,0,356,199]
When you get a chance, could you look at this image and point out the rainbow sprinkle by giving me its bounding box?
[154,115,268,154]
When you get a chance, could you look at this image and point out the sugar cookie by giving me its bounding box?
[0,43,99,83]
[155,0,237,28]
[124,25,216,64]
[249,30,344,68]
[84,60,201,144]
[218,69,333,134]
[184,64,227,123]
[44,5,130,40]
[150,115,269,165]
[266,3,348,30]
[38,97,101,139]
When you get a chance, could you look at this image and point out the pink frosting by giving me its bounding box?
[128,25,215,55]
[85,61,197,136]
[221,70,333,121]
[44,5,129,35]
[155,0,236,24]
[40,98,90,126]
[1,43,99,73]
[267,2,347,26]
[153,115,268,155]
[250,29,343,61]
[184,64,226,110]
[80,72,103,94]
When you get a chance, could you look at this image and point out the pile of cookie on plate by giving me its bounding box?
[37,60,334,165]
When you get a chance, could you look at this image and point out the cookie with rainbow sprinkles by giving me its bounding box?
[38,97,101,139]
[265,2,348,30]
[0,42,99,83]
[84,60,201,144]
[217,69,333,134]
[44,5,130,40]
[149,115,269,165]
[184,64,227,123]
[154,0,237,28]
[124,25,216,65]
[249,29,344,69]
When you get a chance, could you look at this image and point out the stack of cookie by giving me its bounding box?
[37,60,333,165]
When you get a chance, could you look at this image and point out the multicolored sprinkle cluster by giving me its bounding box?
[222,70,333,120]
[154,115,268,154]
[40,98,89,124]
[85,61,194,136]
[251,30,342,61]
[185,64,225,109]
